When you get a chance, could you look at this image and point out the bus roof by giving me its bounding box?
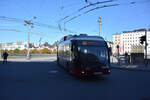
[58,35,105,45]
[71,35,104,41]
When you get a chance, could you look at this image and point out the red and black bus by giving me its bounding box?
[57,34,110,76]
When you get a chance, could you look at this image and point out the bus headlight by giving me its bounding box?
[82,70,85,74]
[84,49,87,54]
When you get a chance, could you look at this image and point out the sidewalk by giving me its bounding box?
[111,63,150,72]
[110,56,150,72]
[0,56,56,62]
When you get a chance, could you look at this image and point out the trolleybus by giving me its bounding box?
[57,34,110,76]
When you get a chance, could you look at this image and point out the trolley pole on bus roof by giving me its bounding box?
[24,20,34,60]
[98,17,101,36]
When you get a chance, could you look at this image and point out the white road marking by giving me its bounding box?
[48,70,58,74]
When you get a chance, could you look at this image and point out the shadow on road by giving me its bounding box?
[73,75,109,83]
[0,60,110,83]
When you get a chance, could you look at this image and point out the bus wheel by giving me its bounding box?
[66,62,69,73]
[57,58,60,66]
[66,62,73,75]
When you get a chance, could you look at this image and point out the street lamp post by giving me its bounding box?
[27,23,30,59]
[98,17,101,36]
[24,20,33,60]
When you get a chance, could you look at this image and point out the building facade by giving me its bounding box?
[0,42,36,50]
[106,41,113,48]
[113,29,150,55]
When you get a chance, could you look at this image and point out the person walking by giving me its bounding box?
[125,52,128,65]
[2,51,8,64]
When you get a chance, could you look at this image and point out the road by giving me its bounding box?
[0,58,150,100]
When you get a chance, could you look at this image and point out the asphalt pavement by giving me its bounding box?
[0,58,150,100]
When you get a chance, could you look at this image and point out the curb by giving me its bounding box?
[111,65,150,72]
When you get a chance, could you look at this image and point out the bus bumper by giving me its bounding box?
[73,68,111,76]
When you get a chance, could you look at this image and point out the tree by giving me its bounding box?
[52,48,57,54]
[20,49,27,53]
[4,49,8,52]
[44,42,50,47]
[52,41,58,47]
[8,50,14,53]
[39,48,51,54]
[30,49,38,54]
[14,49,20,53]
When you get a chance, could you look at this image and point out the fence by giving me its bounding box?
[5,53,56,59]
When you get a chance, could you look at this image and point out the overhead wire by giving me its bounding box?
[58,0,117,34]
[84,4,120,14]
[0,27,52,40]
[0,16,82,34]
[64,3,120,24]
[0,16,59,30]
[58,0,150,35]
[78,0,115,11]
[63,1,146,24]
[59,0,115,22]
[0,16,25,24]
[0,28,22,32]
[60,0,150,25]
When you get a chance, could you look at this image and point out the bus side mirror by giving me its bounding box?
[64,36,67,41]
[71,45,73,51]
[108,47,112,55]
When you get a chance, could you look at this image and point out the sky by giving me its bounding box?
[0,0,150,45]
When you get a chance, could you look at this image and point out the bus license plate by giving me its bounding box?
[94,72,102,75]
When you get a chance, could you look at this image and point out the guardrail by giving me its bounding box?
[6,53,56,59]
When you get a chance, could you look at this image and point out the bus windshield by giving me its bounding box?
[77,40,108,65]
